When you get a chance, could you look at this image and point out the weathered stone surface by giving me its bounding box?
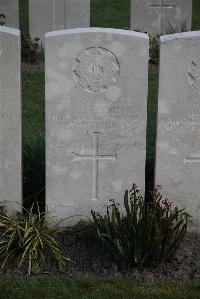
[29,0,90,44]
[131,0,192,35]
[46,28,149,225]
[0,26,21,215]
[155,31,200,230]
[29,0,65,44]
[64,0,90,29]
[0,0,19,29]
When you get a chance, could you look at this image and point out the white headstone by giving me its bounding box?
[29,0,90,44]
[131,0,192,36]
[0,26,21,215]
[64,0,90,29]
[0,0,19,29]
[46,28,149,225]
[156,31,200,230]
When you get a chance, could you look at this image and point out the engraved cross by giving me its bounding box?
[149,0,176,32]
[74,132,117,201]
[149,0,176,9]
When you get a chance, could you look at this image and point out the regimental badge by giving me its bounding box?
[72,47,120,93]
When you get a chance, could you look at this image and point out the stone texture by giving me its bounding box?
[131,0,192,36]
[64,0,90,29]
[0,26,21,215]
[46,28,149,225]
[29,0,65,44]
[155,31,200,230]
[0,0,19,29]
[29,0,90,44]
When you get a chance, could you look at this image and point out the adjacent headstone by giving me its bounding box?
[156,31,200,229]
[131,0,192,35]
[0,26,21,215]
[0,0,19,29]
[64,0,90,29]
[29,0,90,44]
[46,28,149,225]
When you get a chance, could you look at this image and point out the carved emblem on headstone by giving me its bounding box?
[72,47,120,93]
[188,61,200,94]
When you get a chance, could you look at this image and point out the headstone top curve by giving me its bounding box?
[161,31,200,43]
[0,25,20,36]
[45,27,149,40]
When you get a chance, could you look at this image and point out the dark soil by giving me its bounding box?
[1,230,200,282]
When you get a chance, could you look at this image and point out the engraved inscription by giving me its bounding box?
[188,61,200,94]
[184,154,200,164]
[0,113,11,122]
[72,47,120,93]
[159,114,200,131]
[49,98,144,130]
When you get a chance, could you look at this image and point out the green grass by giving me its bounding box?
[192,0,200,30]
[0,277,199,299]
[91,0,130,29]
[147,72,158,160]
[22,70,45,140]
[19,0,29,32]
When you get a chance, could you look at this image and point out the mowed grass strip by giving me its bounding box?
[22,70,45,140]
[192,0,200,30]
[0,277,199,299]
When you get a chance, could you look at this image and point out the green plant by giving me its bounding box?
[0,14,6,26]
[21,32,41,64]
[91,184,190,269]
[23,134,45,211]
[0,206,70,275]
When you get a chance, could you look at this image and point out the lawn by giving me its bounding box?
[0,277,199,299]
[22,70,44,140]
[192,0,200,30]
